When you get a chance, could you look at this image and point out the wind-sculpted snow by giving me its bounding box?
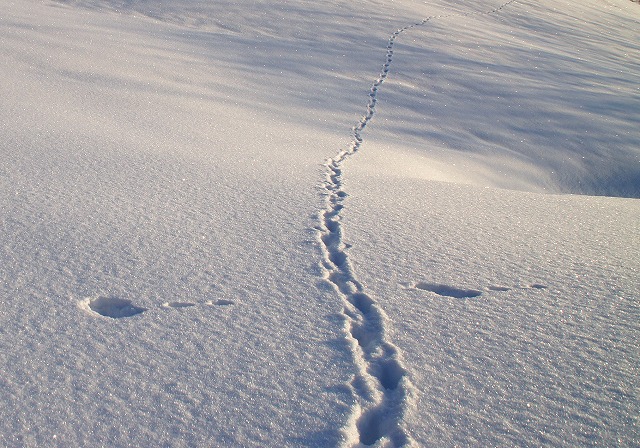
[360,0,640,197]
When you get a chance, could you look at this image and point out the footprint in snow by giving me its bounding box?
[207,299,235,306]
[162,302,196,309]
[81,296,147,319]
[413,282,483,299]
[80,296,235,318]
[405,282,549,298]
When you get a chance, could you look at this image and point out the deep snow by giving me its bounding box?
[1,0,638,446]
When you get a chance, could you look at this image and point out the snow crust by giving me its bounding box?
[1,0,638,446]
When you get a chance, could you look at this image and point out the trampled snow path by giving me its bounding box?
[317,1,517,446]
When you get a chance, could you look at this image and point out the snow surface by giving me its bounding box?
[1,0,638,446]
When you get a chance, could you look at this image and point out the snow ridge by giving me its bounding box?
[318,1,517,446]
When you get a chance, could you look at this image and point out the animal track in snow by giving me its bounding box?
[162,301,197,309]
[409,282,548,298]
[414,282,483,299]
[206,299,235,306]
[81,296,147,319]
[316,1,518,445]
[80,296,235,318]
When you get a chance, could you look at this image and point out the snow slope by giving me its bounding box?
[1,0,638,446]
[339,0,640,445]
[361,0,640,197]
[345,181,639,446]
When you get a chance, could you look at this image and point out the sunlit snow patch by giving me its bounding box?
[80,296,147,318]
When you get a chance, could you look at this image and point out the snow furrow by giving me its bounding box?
[317,2,517,446]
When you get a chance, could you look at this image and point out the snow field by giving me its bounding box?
[0,0,638,446]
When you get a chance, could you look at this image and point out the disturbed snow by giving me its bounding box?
[1,0,638,446]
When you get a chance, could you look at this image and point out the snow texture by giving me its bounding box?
[1,0,638,446]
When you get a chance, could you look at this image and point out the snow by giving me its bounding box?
[1,0,638,446]
[345,180,639,445]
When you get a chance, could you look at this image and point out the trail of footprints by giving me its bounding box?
[319,2,517,446]
[409,282,548,299]
[319,15,424,448]
[81,296,234,319]
[78,0,520,444]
